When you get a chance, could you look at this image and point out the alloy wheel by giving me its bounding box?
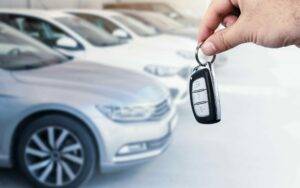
[24,126,85,187]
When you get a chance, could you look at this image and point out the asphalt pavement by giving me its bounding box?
[1,45,300,188]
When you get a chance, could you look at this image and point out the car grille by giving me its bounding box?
[148,99,171,121]
[178,66,192,79]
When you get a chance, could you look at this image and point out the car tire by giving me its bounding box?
[16,114,96,188]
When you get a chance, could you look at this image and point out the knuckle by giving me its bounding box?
[215,30,232,50]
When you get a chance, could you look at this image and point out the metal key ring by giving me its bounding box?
[195,43,216,66]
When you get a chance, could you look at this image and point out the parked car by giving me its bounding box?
[0,22,177,187]
[0,9,193,104]
[119,10,197,40]
[118,10,228,64]
[66,9,196,58]
[68,9,226,66]
[103,2,199,27]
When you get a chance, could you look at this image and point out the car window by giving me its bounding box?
[152,4,176,14]
[121,13,156,29]
[71,13,132,41]
[151,4,183,19]
[134,12,184,31]
[56,16,122,47]
[0,23,67,70]
[72,13,119,34]
[112,15,159,37]
[1,15,83,51]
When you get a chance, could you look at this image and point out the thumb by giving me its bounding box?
[201,23,244,55]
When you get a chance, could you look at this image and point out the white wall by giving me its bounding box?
[0,0,209,17]
[0,0,102,9]
[112,0,210,17]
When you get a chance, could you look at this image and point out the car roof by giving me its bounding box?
[122,10,178,21]
[117,9,162,16]
[117,9,152,14]
[63,9,123,17]
[0,9,73,19]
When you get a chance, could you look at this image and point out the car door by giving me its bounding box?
[0,14,86,58]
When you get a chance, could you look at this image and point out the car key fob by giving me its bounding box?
[190,45,221,124]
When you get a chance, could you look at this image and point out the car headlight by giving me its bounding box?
[144,65,179,77]
[97,104,155,122]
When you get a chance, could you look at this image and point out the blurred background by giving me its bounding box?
[0,0,210,17]
[0,1,300,188]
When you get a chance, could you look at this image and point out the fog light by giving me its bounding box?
[117,143,148,156]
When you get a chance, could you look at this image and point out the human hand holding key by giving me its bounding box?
[198,0,300,56]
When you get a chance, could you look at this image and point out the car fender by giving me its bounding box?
[7,103,106,168]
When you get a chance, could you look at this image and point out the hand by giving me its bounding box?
[198,0,300,55]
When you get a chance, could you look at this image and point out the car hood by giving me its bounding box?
[138,34,195,50]
[83,41,195,70]
[11,61,169,105]
[136,34,196,60]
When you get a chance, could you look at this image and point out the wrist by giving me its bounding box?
[295,25,300,46]
[292,4,300,45]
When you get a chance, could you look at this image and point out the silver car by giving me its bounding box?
[0,23,177,187]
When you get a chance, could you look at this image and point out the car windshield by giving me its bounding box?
[0,23,68,71]
[56,16,121,47]
[112,15,159,37]
[151,4,183,19]
[123,12,184,32]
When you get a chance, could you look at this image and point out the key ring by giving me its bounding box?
[195,43,216,66]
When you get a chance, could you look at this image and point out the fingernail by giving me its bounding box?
[201,41,217,56]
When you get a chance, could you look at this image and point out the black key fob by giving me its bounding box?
[190,44,221,124]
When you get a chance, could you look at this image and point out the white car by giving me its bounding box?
[103,2,200,27]
[119,10,198,40]
[66,9,196,60]
[117,10,228,64]
[0,9,194,104]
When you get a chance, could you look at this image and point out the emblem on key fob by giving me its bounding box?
[190,44,221,124]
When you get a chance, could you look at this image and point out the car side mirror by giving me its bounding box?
[112,29,130,40]
[56,37,78,49]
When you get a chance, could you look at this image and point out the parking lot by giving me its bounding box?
[1,45,300,188]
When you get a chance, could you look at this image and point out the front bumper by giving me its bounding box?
[101,131,173,173]
[86,105,178,173]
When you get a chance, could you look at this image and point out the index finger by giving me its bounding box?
[198,0,235,43]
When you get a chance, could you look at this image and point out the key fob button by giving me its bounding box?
[192,90,208,104]
[192,78,206,91]
[194,102,209,117]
